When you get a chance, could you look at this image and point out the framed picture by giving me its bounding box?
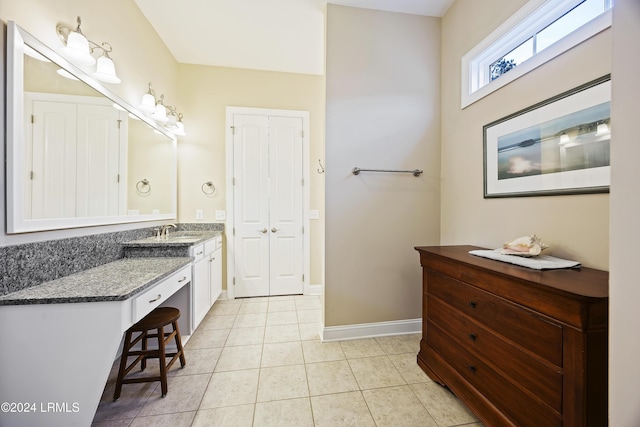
[484,75,611,198]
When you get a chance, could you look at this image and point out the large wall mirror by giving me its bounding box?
[6,21,177,233]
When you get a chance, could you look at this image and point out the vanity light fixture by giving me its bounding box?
[138,83,186,135]
[151,94,168,123]
[92,45,121,84]
[596,120,610,136]
[56,16,121,84]
[56,68,79,81]
[174,114,186,136]
[139,83,157,114]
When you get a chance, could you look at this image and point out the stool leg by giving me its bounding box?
[172,320,186,368]
[114,330,133,401]
[140,330,148,371]
[157,325,168,397]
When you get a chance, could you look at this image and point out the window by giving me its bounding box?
[461,0,613,108]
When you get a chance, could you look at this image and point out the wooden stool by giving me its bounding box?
[113,307,186,400]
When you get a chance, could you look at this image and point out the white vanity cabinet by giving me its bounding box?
[208,235,223,305]
[192,234,223,330]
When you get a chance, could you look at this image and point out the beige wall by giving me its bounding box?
[0,0,178,246]
[610,0,640,424]
[440,0,611,270]
[325,5,441,326]
[176,64,326,285]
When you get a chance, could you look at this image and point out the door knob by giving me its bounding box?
[258,228,267,234]
[271,227,280,233]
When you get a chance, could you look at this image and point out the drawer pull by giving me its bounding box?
[197,251,204,255]
[468,301,477,309]
[468,365,477,374]
[178,276,188,283]
[469,333,477,341]
[149,294,162,303]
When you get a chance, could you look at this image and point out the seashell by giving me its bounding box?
[502,234,549,256]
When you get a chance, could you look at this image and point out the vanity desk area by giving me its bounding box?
[0,230,223,427]
[415,245,609,427]
[0,257,191,427]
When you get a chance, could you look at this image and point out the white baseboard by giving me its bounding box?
[321,318,421,342]
[305,283,322,295]
[219,290,228,300]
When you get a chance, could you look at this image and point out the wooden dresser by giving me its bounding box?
[415,246,608,427]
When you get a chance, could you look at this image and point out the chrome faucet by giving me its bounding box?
[160,223,177,238]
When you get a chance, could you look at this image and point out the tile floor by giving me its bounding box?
[92,295,483,427]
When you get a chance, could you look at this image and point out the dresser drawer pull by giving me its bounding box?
[469,333,477,341]
[196,251,204,255]
[468,365,477,374]
[178,276,188,283]
[468,301,477,308]
[149,294,162,303]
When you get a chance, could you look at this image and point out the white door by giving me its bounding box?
[26,93,125,219]
[75,104,123,217]
[232,113,304,297]
[29,101,77,219]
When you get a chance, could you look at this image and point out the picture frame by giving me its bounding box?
[483,75,611,198]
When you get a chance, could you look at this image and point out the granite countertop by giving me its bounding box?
[122,230,221,248]
[0,257,192,306]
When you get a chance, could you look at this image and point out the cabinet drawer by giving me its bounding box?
[132,267,191,323]
[191,244,205,261]
[205,235,222,254]
[427,322,561,427]
[427,271,562,365]
[428,296,562,412]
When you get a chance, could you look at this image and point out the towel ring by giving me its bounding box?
[202,181,215,195]
[136,179,151,193]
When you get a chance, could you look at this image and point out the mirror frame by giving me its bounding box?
[6,21,178,234]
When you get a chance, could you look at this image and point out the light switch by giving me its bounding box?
[215,210,226,221]
[196,210,204,220]
[309,210,319,220]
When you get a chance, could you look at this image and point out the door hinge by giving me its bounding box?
[301,130,304,138]
[117,119,122,129]
[233,227,235,236]
[233,277,236,285]
[302,274,305,282]
[302,226,304,234]
[301,178,304,186]
[117,174,120,183]
[29,171,34,180]
[31,115,35,124]
[231,126,235,135]
[233,177,236,185]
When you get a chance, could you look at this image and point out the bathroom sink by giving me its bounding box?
[165,236,202,242]
[125,231,217,246]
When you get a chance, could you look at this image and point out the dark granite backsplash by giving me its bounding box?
[0,223,223,297]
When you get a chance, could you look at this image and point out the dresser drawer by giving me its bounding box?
[427,322,562,427]
[428,296,562,412]
[427,270,562,365]
[132,266,191,323]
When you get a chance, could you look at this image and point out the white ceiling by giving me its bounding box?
[134,0,454,75]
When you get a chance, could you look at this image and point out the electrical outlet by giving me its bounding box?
[309,210,319,220]
[215,210,226,221]
[196,210,204,220]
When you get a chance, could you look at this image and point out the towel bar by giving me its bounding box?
[352,167,423,177]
